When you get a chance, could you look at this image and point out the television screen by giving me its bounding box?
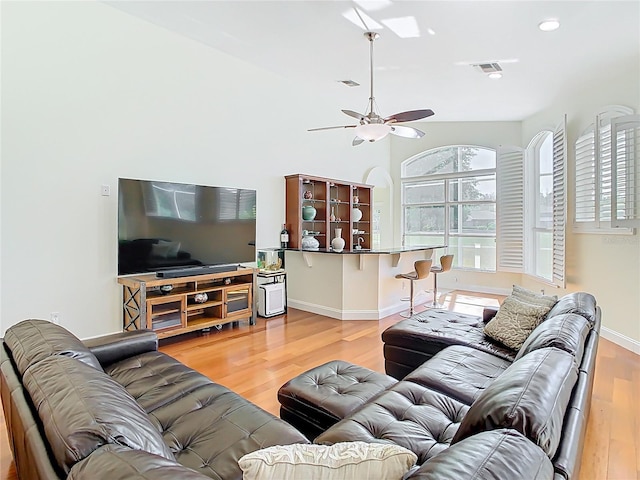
[118,178,256,275]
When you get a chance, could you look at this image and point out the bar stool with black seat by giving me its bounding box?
[395,259,433,318]
[430,254,454,307]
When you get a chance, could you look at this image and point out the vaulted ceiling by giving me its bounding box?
[108,1,639,122]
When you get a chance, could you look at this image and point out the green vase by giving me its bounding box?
[302,205,317,221]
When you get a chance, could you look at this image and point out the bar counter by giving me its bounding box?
[284,245,445,320]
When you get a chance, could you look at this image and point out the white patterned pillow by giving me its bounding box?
[484,296,553,350]
[238,441,417,480]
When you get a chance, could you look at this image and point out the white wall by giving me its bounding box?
[521,61,640,348]
[0,1,388,338]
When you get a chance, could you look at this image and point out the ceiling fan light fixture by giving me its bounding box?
[355,123,391,142]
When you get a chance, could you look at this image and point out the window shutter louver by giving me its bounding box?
[574,128,597,226]
[552,116,567,287]
[611,115,640,228]
[497,146,524,272]
[598,115,614,222]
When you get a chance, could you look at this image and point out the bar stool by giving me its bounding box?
[430,254,454,307]
[395,259,433,318]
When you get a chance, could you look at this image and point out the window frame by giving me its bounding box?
[401,145,497,272]
[525,131,554,282]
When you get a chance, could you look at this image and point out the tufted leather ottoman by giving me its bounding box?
[382,309,516,379]
[277,360,397,439]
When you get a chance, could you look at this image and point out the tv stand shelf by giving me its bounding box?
[118,268,256,339]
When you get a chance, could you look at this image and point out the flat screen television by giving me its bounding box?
[118,178,256,275]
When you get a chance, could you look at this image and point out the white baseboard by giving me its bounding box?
[600,326,640,355]
[288,299,428,320]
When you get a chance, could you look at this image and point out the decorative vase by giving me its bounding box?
[353,195,359,204]
[352,207,363,222]
[330,206,336,222]
[303,190,313,200]
[331,228,345,253]
[302,205,317,221]
[194,293,208,304]
[301,235,320,250]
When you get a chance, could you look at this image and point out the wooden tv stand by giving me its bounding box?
[118,268,256,339]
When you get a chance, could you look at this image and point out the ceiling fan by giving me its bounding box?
[309,31,435,146]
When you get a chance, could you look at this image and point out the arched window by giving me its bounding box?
[526,131,554,281]
[401,146,496,271]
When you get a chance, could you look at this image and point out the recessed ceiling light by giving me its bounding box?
[488,72,503,79]
[538,19,560,31]
[427,28,436,36]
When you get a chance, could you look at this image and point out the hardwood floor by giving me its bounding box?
[1,291,638,479]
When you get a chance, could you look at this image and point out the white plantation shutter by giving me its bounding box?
[497,146,524,272]
[574,105,634,231]
[611,115,640,227]
[552,116,566,287]
[574,128,597,226]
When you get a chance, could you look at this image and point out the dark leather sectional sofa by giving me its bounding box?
[0,320,307,480]
[314,292,600,479]
[1,292,599,480]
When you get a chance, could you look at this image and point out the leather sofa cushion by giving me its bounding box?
[406,429,554,480]
[315,381,469,464]
[4,319,102,375]
[23,355,174,474]
[404,345,512,405]
[105,351,213,412]
[452,347,578,458]
[546,292,597,325]
[515,313,591,364]
[382,310,516,363]
[69,445,208,480]
[106,351,309,480]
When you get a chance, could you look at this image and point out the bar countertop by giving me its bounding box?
[285,245,446,255]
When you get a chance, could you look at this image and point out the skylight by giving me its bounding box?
[381,16,421,38]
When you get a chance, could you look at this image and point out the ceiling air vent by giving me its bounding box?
[474,63,503,74]
[338,80,360,87]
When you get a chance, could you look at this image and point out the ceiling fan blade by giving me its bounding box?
[385,109,435,123]
[308,125,357,132]
[390,125,425,139]
[342,110,368,122]
[352,137,365,146]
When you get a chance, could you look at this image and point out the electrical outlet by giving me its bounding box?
[50,312,60,324]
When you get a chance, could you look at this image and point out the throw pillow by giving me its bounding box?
[512,285,557,308]
[484,296,553,350]
[238,441,417,480]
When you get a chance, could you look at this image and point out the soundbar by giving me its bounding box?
[156,264,240,278]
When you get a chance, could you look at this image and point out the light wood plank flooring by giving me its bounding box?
[1,291,638,479]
